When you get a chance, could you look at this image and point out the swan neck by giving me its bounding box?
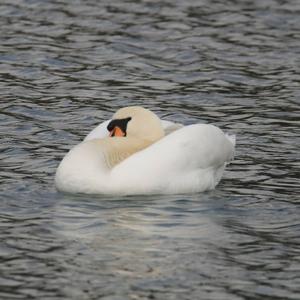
[103,137,152,168]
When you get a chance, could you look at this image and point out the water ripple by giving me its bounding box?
[0,0,299,299]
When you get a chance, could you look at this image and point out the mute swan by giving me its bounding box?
[55,106,235,195]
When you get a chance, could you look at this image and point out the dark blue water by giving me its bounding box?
[1,0,299,299]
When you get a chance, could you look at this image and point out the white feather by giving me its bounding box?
[56,109,235,195]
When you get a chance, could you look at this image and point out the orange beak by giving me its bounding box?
[109,126,125,137]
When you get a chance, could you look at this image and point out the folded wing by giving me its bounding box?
[111,124,235,194]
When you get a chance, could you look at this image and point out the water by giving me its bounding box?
[1,0,299,299]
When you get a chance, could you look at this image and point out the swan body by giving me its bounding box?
[55,107,235,195]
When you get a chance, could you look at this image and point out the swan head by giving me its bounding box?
[107,106,164,142]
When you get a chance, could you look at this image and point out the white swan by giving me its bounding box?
[55,106,235,195]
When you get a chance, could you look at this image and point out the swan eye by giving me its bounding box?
[107,117,132,137]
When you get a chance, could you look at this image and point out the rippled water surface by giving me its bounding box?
[1,0,300,299]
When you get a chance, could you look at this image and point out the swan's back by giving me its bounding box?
[111,124,235,195]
